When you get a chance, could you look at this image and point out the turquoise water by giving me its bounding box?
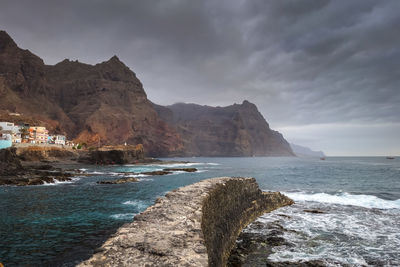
[1,157,400,266]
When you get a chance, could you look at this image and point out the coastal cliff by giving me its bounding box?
[154,102,294,156]
[0,30,293,157]
[78,177,293,267]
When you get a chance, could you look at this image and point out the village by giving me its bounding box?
[0,121,72,149]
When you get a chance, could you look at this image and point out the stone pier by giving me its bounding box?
[78,177,294,267]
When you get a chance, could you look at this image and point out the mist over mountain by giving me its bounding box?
[290,143,325,158]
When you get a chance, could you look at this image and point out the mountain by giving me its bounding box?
[290,143,325,158]
[0,30,293,157]
[153,101,294,156]
[0,30,183,156]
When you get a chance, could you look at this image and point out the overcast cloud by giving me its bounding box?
[1,0,399,155]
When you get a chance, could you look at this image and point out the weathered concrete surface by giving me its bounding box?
[78,177,294,267]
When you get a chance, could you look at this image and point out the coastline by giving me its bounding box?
[0,146,192,186]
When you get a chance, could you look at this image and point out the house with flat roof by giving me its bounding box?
[0,121,22,143]
[29,126,48,144]
[48,135,66,145]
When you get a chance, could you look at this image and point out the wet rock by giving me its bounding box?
[303,209,324,214]
[265,260,327,266]
[97,177,139,184]
[141,170,172,176]
[228,220,297,266]
[163,168,197,172]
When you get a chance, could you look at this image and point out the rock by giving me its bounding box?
[0,149,76,186]
[303,209,324,214]
[16,146,78,162]
[78,146,146,164]
[228,220,298,266]
[163,168,197,172]
[0,147,23,176]
[97,177,139,184]
[141,170,172,176]
[78,177,293,267]
[264,260,329,266]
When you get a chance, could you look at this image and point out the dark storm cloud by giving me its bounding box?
[1,0,399,128]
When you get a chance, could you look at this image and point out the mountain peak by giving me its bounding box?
[240,100,258,110]
[109,55,120,61]
[0,30,17,51]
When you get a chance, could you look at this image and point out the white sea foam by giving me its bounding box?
[157,162,203,168]
[41,177,81,186]
[110,213,136,220]
[254,201,400,265]
[122,200,149,210]
[138,178,154,182]
[283,192,400,209]
[124,173,149,178]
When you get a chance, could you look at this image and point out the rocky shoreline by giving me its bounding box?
[228,221,328,267]
[0,146,193,186]
[78,177,294,267]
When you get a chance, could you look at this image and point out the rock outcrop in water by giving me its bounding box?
[1,30,293,157]
[78,177,293,267]
[0,147,76,186]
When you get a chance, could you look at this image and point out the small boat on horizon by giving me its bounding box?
[320,157,326,160]
[386,156,395,159]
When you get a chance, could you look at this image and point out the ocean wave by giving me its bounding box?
[257,201,400,265]
[123,173,149,178]
[156,162,203,168]
[41,177,81,186]
[283,191,400,209]
[122,200,149,210]
[110,213,136,220]
[138,178,154,182]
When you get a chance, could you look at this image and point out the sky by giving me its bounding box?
[1,0,399,156]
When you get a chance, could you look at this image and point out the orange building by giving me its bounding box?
[29,126,49,144]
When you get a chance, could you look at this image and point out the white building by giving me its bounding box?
[0,122,21,143]
[48,135,66,145]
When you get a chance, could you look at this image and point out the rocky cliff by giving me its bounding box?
[0,30,183,156]
[154,101,294,156]
[1,30,293,157]
[78,177,294,267]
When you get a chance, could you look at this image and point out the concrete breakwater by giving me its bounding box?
[79,177,294,267]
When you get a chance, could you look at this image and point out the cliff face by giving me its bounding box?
[1,30,293,157]
[0,31,183,156]
[154,101,294,156]
[78,177,294,267]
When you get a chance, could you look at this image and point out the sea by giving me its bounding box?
[1,157,399,266]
